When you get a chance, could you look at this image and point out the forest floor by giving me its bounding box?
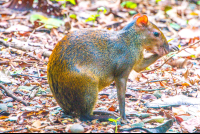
[0,0,200,133]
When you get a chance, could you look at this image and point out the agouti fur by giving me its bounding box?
[47,14,170,121]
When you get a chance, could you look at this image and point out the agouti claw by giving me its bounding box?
[169,45,179,52]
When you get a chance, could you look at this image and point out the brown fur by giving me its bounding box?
[47,14,169,120]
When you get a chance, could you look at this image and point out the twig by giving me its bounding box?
[0,84,29,106]
[142,40,200,73]
[27,24,45,43]
[127,87,165,92]
[11,74,47,79]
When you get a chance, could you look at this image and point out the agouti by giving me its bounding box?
[47,14,170,121]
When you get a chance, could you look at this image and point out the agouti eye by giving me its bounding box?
[154,32,159,37]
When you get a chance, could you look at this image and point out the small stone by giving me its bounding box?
[0,104,7,111]
[69,124,84,133]
[7,102,13,107]
[107,129,114,133]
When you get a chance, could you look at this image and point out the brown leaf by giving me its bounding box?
[159,81,166,87]
[108,105,116,111]
[183,69,189,79]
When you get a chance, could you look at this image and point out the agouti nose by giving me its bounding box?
[164,42,170,54]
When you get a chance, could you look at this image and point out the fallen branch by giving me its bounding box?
[0,84,29,106]
[0,39,52,58]
[142,40,200,73]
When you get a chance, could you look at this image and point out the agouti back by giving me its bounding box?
[47,14,169,121]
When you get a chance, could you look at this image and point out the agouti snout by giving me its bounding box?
[47,13,170,121]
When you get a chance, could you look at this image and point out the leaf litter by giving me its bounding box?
[0,0,200,133]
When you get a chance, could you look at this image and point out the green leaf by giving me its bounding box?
[55,0,76,5]
[178,44,181,48]
[45,18,65,29]
[121,1,137,9]
[197,1,200,5]
[30,14,48,24]
[108,118,116,122]
[85,14,100,22]
[30,14,64,29]
[190,54,196,58]
[97,7,107,14]
[143,116,165,123]
[67,0,76,5]
[156,0,161,3]
[69,14,77,19]
[3,38,8,41]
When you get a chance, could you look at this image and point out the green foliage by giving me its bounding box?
[30,14,48,23]
[97,7,107,14]
[121,1,137,9]
[156,0,161,3]
[108,117,121,133]
[55,0,76,5]
[69,14,77,19]
[197,1,200,5]
[30,14,64,29]
[85,14,100,22]
[3,38,8,41]
[190,54,196,58]
[45,18,65,29]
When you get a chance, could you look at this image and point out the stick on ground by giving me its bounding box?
[0,84,29,106]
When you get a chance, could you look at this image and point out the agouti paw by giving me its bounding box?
[169,44,179,52]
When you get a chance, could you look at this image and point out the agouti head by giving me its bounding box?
[126,13,170,57]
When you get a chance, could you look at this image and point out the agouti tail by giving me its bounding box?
[47,13,170,121]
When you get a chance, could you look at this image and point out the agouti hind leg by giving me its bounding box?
[79,85,117,121]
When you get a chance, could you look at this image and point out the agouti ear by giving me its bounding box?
[136,15,148,27]
[133,13,142,19]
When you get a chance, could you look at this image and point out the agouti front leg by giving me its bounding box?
[115,77,128,120]
[134,54,161,72]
